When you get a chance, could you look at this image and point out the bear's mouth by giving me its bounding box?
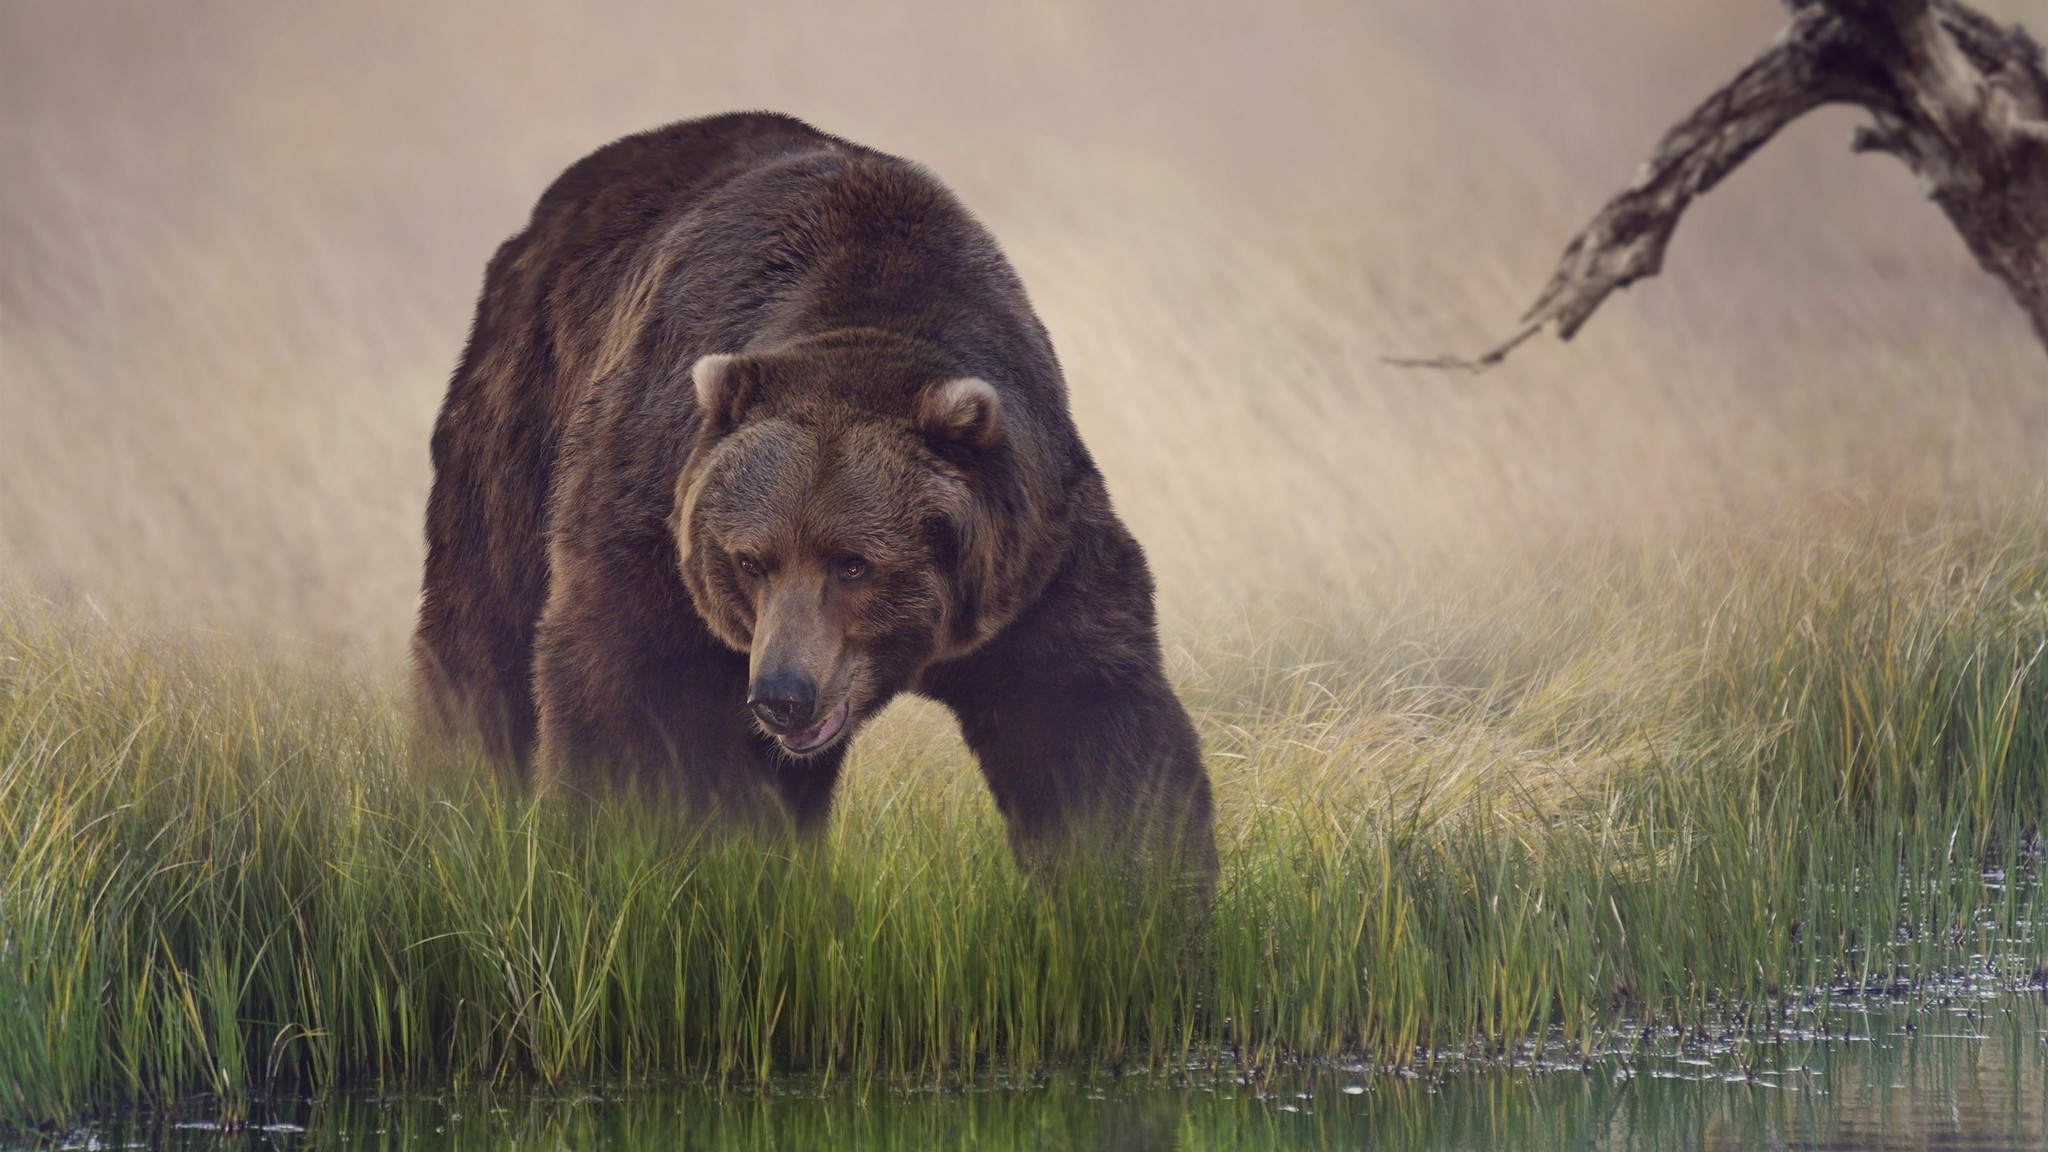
[776,697,850,755]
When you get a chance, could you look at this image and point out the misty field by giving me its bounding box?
[3,0,2047,1134]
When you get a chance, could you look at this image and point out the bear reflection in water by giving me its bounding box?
[411,112,1216,890]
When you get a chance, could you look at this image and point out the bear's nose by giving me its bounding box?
[747,673,817,734]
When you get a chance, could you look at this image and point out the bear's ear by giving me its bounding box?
[692,353,754,432]
[917,377,1003,449]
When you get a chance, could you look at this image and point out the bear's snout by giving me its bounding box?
[747,672,817,734]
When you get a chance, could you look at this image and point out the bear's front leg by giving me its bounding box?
[920,525,1218,893]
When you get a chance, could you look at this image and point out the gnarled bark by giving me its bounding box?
[1405,0,2048,371]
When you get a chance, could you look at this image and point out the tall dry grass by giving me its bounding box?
[4,0,2044,648]
[4,501,2043,1124]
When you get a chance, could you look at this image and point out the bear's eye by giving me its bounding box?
[836,557,870,583]
[734,553,765,579]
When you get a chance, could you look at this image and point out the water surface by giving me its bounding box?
[61,987,2047,1151]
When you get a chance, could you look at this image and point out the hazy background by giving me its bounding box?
[4,0,2045,665]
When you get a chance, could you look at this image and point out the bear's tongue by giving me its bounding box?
[778,697,849,753]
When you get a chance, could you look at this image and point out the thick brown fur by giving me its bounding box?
[412,112,1215,880]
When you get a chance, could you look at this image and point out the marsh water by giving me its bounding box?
[56,986,2046,1152]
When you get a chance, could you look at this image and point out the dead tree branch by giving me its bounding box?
[1403,0,2048,371]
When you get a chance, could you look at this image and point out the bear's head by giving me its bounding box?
[671,330,1028,757]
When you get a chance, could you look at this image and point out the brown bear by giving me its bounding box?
[411,111,1215,881]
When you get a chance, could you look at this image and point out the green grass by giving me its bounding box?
[3,502,2044,1129]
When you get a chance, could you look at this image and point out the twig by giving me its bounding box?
[1399,0,2048,371]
